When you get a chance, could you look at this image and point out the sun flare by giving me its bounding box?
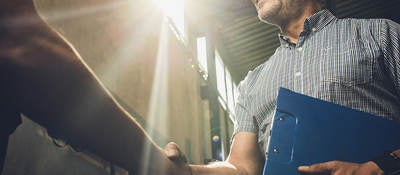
[151,0,184,36]
[152,0,183,18]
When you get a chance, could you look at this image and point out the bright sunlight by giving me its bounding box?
[151,0,184,36]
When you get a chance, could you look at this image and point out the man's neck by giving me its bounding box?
[280,4,321,44]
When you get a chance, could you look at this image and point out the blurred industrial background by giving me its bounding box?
[2,0,400,174]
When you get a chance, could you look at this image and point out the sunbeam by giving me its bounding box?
[140,18,170,175]
[98,11,163,85]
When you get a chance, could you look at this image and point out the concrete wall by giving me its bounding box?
[3,0,213,173]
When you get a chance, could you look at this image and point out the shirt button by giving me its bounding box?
[295,72,302,77]
[285,43,289,47]
[297,47,303,52]
[312,28,317,32]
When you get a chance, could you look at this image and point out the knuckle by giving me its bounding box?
[329,161,341,171]
[167,142,177,146]
[328,161,338,167]
[166,142,178,149]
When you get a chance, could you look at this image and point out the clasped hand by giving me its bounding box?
[164,142,192,175]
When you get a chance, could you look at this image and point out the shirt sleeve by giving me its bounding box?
[231,75,257,138]
[380,19,400,95]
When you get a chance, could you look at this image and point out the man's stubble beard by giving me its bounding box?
[258,0,307,27]
[257,0,282,25]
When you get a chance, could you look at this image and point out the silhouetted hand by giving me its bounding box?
[165,142,192,175]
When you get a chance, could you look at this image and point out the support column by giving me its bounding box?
[205,30,223,161]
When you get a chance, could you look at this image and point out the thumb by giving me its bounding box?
[164,142,188,164]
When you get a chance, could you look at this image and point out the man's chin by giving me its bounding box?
[258,14,275,24]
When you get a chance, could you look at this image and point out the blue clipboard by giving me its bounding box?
[263,88,400,175]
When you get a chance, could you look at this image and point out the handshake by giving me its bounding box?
[164,142,193,175]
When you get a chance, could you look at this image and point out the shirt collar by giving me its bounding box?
[304,9,336,32]
[279,9,337,46]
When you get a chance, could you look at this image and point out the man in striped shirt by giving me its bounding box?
[226,0,400,174]
[169,0,400,175]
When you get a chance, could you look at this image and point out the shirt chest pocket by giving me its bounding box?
[319,38,373,86]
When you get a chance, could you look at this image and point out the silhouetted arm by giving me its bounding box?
[0,2,188,174]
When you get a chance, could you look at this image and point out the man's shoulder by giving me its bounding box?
[330,17,399,39]
[336,17,398,28]
[238,62,267,88]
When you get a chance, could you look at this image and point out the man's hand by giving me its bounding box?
[298,161,383,175]
[164,142,192,175]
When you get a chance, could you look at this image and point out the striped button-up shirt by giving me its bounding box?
[233,9,400,153]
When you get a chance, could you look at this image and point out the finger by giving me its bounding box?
[298,161,337,174]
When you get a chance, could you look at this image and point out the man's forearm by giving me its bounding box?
[392,149,400,157]
[370,148,400,174]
